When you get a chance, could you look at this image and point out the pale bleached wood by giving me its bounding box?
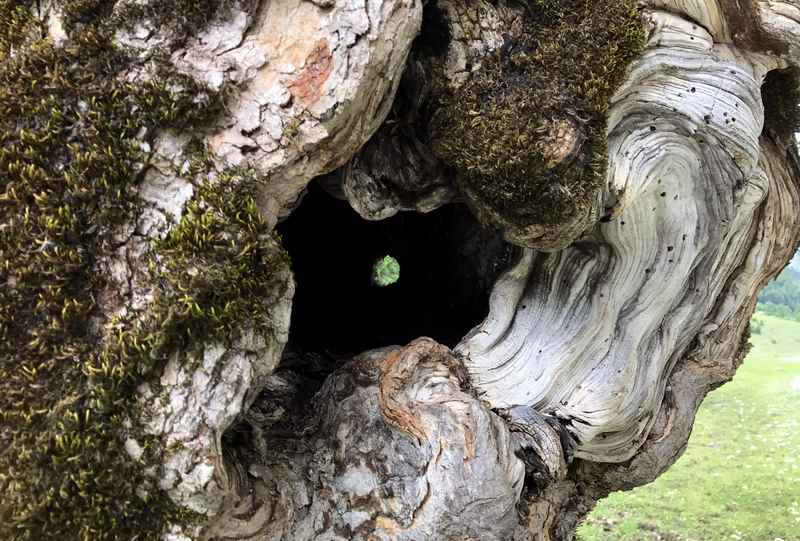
[458,9,796,462]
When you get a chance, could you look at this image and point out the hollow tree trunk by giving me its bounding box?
[2,1,800,540]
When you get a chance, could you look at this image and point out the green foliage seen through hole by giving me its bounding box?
[373,255,401,287]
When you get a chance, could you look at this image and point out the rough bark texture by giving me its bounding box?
[2,1,800,540]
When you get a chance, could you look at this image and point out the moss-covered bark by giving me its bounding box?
[431,0,645,232]
[0,3,288,539]
[762,67,800,141]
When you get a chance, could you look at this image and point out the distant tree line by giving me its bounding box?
[757,265,800,321]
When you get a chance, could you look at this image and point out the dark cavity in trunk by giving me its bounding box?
[277,180,513,357]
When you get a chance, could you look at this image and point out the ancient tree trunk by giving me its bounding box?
[1,1,799,540]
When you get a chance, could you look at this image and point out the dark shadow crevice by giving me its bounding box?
[277,180,512,357]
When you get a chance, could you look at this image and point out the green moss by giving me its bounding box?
[0,4,284,540]
[57,0,116,31]
[112,0,235,44]
[762,68,800,141]
[149,163,290,348]
[431,0,645,229]
[0,1,39,61]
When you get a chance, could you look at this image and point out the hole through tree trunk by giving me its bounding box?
[277,181,513,356]
[223,181,513,473]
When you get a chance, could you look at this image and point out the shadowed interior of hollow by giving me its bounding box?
[277,181,513,356]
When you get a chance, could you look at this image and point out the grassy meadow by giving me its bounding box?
[577,314,800,541]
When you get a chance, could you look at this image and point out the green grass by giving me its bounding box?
[578,314,800,541]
